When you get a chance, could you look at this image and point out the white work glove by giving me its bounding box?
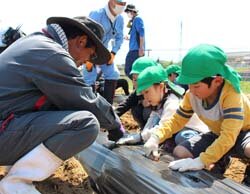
[141,129,152,142]
[168,157,205,172]
[143,134,160,158]
[116,133,141,145]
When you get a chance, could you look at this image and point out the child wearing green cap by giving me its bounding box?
[144,44,250,185]
[165,64,188,92]
[115,56,159,129]
[165,64,181,83]
[117,65,209,158]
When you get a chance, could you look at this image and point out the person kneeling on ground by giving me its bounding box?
[0,16,124,194]
[117,64,208,159]
[143,44,250,186]
[95,68,130,97]
[115,56,159,129]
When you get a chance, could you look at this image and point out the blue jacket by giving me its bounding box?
[83,7,125,85]
[89,8,124,54]
[129,15,145,51]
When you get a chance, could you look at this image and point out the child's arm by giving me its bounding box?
[144,93,193,156]
[142,94,180,141]
[169,90,244,172]
[200,92,244,167]
[154,93,194,143]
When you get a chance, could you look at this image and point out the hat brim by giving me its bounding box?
[176,74,202,85]
[136,78,185,96]
[47,17,110,65]
[125,8,138,13]
[129,69,139,75]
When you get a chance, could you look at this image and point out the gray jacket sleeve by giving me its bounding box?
[30,52,120,130]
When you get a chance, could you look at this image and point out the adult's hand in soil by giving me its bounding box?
[116,133,141,145]
[168,157,204,172]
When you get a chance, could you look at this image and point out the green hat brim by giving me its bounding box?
[130,69,140,75]
[176,74,204,85]
[137,78,185,96]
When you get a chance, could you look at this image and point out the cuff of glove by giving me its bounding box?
[140,130,151,142]
[150,134,160,145]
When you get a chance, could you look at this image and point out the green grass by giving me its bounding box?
[235,67,249,73]
[240,81,250,94]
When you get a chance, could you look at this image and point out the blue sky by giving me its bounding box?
[1,0,250,64]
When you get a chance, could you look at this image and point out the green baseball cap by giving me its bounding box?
[165,64,181,75]
[136,65,185,95]
[177,44,241,93]
[130,56,159,75]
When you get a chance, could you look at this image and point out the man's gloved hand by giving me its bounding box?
[107,127,124,142]
[85,61,94,72]
[107,52,115,65]
[107,117,125,142]
[116,133,142,145]
[143,134,160,158]
[168,157,205,172]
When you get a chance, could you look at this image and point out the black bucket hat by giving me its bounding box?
[125,4,138,13]
[47,16,110,65]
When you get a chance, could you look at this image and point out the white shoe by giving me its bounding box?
[0,144,62,194]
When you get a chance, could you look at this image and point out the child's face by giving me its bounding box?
[168,73,178,82]
[188,77,223,101]
[132,74,138,89]
[141,83,165,106]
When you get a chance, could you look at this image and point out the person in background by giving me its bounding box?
[115,57,158,129]
[124,4,145,79]
[116,78,130,96]
[0,16,124,194]
[82,0,126,104]
[165,64,181,83]
[117,65,208,159]
[165,64,189,92]
[95,69,130,97]
[143,44,250,186]
[0,25,25,54]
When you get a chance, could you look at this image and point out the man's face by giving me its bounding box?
[68,35,96,67]
[109,0,126,15]
[115,0,126,6]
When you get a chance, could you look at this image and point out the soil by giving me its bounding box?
[0,98,249,193]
